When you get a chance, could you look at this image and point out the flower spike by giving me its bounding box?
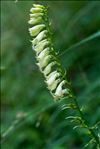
[28,4,72,100]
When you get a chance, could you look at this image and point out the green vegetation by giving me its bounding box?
[1,1,100,149]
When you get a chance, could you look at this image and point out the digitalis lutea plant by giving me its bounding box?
[28,4,72,100]
[28,4,100,148]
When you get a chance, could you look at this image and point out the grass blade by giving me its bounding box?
[58,31,100,57]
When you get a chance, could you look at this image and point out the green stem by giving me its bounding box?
[74,97,100,148]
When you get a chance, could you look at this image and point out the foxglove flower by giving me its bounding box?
[28,4,72,100]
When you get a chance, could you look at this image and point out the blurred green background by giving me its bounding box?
[1,1,100,149]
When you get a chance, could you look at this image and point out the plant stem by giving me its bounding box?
[74,97,100,148]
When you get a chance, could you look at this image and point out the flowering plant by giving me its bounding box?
[28,4,100,148]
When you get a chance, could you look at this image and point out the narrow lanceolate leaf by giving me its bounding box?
[28,4,73,100]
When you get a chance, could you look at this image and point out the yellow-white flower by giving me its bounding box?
[32,30,48,46]
[37,55,52,68]
[30,7,43,13]
[37,48,50,60]
[30,13,43,18]
[48,79,61,91]
[46,71,58,79]
[29,24,45,37]
[55,80,69,98]
[33,39,49,53]
[43,61,57,76]
[33,4,44,9]
[46,71,60,86]
[28,17,42,25]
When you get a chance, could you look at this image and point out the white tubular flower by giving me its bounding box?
[46,71,60,86]
[28,4,72,100]
[33,4,44,9]
[29,24,45,37]
[37,48,50,60]
[33,39,49,53]
[30,7,43,13]
[38,55,52,68]
[30,13,43,18]
[32,30,48,46]
[55,88,69,99]
[55,80,69,98]
[43,61,57,76]
[28,17,42,25]
[46,70,58,79]
[48,79,61,91]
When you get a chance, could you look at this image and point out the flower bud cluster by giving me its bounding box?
[28,4,72,100]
